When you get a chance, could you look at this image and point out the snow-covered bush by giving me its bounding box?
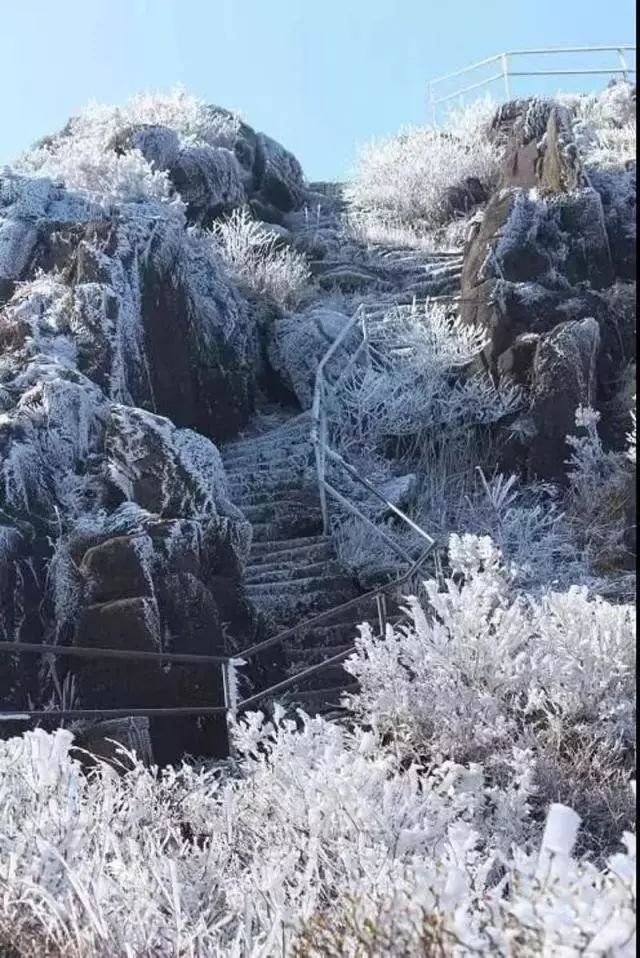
[18,140,173,205]
[331,301,519,452]
[14,87,242,206]
[0,533,636,958]
[566,80,637,170]
[566,405,636,577]
[211,207,311,309]
[345,98,501,228]
[325,301,525,577]
[346,533,636,855]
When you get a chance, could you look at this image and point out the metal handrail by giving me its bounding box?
[0,303,443,740]
[428,45,636,121]
[311,301,437,569]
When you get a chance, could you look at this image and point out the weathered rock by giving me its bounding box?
[461,187,615,373]
[267,307,355,408]
[526,317,600,480]
[248,197,285,225]
[110,124,181,171]
[441,176,488,219]
[496,333,540,388]
[591,165,636,282]
[73,717,153,771]
[170,145,246,225]
[140,223,259,439]
[254,133,306,212]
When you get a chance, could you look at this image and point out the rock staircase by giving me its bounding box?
[221,407,382,714]
[220,184,464,715]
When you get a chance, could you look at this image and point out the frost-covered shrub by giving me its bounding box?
[211,207,311,309]
[566,405,636,576]
[566,80,637,170]
[0,646,635,956]
[345,98,501,227]
[14,87,243,206]
[19,140,173,204]
[326,301,522,574]
[346,533,636,854]
[0,545,635,952]
[331,301,519,451]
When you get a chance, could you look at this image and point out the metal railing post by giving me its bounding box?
[617,47,629,80]
[501,52,511,99]
[222,659,241,759]
[375,593,388,636]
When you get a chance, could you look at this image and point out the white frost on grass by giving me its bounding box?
[345,97,501,228]
[0,536,636,957]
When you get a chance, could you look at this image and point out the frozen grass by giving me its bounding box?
[345,98,501,229]
[14,87,242,206]
[211,207,311,309]
[0,535,635,956]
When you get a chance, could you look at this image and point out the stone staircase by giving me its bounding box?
[221,407,382,713]
[219,186,464,715]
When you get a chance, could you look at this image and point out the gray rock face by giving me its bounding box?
[267,307,355,409]
[110,124,181,171]
[170,145,246,225]
[0,98,310,761]
[254,133,306,212]
[460,94,636,478]
[106,111,308,222]
[526,317,600,480]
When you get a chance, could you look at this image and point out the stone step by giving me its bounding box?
[249,534,329,557]
[251,517,323,542]
[248,586,358,627]
[245,559,344,586]
[223,418,311,454]
[240,500,321,525]
[245,573,355,598]
[248,546,333,571]
[223,454,311,474]
[222,441,311,464]
[285,662,350,690]
[226,464,311,485]
[287,643,353,666]
[225,454,311,474]
[234,485,310,507]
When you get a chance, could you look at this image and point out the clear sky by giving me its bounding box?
[0,0,636,180]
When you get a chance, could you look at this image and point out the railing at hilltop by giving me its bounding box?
[428,45,637,122]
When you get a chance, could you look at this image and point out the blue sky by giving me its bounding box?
[0,0,635,179]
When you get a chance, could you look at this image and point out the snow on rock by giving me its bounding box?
[267,305,356,408]
[0,90,311,757]
[460,85,636,478]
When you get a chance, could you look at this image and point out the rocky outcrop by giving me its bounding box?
[0,98,309,762]
[507,317,600,479]
[461,91,636,478]
[267,306,358,409]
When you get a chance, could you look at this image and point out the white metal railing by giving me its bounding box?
[310,302,438,574]
[428,46,637,122]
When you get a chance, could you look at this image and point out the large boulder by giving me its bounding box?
[461,91,636,479]
[526,317,600,480]
[0,99,313,761]
[254,133,306,212]
[169,145,246,225]
[110,123,181,171]
[267,306,357,408]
